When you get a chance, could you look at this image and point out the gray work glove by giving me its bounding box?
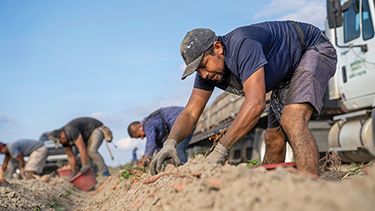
[206,142,229,164]
[150,139,180,175]
[79,164,89,174]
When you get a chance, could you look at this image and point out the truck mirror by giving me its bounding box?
[327,0,343,29]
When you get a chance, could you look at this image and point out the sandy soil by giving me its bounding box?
[1,155,375,211]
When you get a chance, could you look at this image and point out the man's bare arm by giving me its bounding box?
[219,66,267,149]
[15,153,25,170]
[168,88,212,144]
[2,155,10,171]
[75,134,88,166]
[64,146,77,173]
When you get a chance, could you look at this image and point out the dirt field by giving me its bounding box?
[1,155,374,211]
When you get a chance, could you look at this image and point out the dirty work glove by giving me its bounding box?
[206,142,229,164]
[79,164,89,175]
[150,139,180,176]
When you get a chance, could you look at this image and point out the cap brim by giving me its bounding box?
[181,53,204,80]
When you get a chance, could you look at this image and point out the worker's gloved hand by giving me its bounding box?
[206,142,229,164]
[150,139,180,176]
[79,164,89,175]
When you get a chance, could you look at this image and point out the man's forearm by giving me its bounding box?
[2,156,10,170]
[67,156,77,173]
[220,100,265,149]
[18,160,25,170]
[168,110,197,144]
[78,147,88,165]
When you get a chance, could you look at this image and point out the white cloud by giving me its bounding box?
[0,114,15,129]
[91,112,121,121]
[253,0,309,19]
[114,137,145,151]
[277,1,326,29]
[253,0,326,29]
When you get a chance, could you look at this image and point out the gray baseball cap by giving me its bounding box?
[180,28,217,80]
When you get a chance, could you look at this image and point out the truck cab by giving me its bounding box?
[326,0,375,162]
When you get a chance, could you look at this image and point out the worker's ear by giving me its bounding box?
[213,41,223,54]
[138,124,143,131]
[59,131,64,138]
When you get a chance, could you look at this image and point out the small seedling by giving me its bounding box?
[58,191,70,198]
[50,195,69,210]
[247,159,260,168]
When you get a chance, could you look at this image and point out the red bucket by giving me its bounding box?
[69,167,97,191]
[57,168,72,177]
[261,162,296,170]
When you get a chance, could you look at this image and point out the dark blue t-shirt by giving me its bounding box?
[194,21,321,94]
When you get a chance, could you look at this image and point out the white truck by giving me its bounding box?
[186,0,375,164]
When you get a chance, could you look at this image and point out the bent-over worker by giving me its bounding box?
[0,140,48,179]
[150,21,337,176]
[49,117,113,177]
[128,106,195,165]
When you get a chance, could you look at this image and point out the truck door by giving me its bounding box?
[340,0,375,110]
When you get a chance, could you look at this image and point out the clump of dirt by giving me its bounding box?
[1,156,375,211]
[0,176,88,210]
[78,155,375,211]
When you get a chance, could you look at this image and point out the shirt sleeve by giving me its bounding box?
[237,38,268,84]
[64,125,80,144]
[143,125,157,157]
[7,143,19,158]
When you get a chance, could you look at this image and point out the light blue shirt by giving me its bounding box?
[7,139,43,158]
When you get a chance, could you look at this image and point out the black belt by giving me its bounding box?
[287,20,329,53]
[307,35,328,52]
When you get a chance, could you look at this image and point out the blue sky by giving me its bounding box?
[0,0,327,167]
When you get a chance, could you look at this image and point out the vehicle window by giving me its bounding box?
[344,0,360,42]
[362,0,374,40]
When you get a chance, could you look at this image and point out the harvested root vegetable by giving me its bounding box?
[39,171,56,183]
[364,167,371,175]
[41,175,49,182]
[50,181,56,186]
[142,172,178,184]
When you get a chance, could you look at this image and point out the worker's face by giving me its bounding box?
[133,127,146,139]
[59,131,68,145]
[196,41,225,83]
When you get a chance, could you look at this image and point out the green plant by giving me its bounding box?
[58,191,70,198]
[33,206,40,211]
[247,159,260,168]
[120,169,131,180]
[50,195,69,210]
[341,162,372,180]
[70,185,77,191]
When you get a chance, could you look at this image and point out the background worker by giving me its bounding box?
[150,21,337,176]
[49,117,113,177]
[0,140,48,179]
[132,147,138,166]
[128,106,195,165]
